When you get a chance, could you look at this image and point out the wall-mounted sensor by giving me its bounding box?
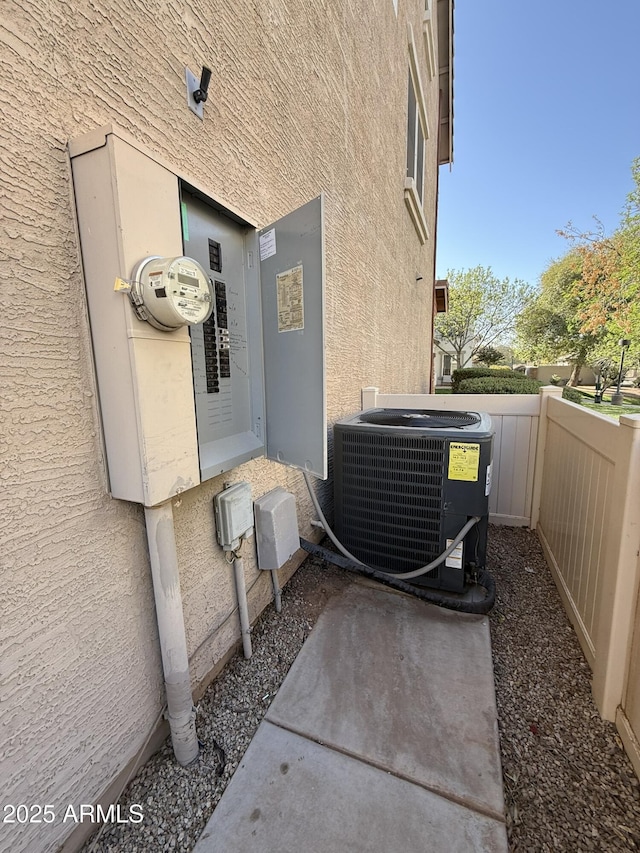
[185,66,212,120]
[193,67,211,103]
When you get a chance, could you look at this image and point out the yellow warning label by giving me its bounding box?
[448,442,480,482]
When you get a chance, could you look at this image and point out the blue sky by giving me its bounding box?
[436,0,640,288]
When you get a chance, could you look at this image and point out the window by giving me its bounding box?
[443,354,452,377]
[406,75,425,204]
[404,25,430,244]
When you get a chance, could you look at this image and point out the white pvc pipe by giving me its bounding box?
[233,556,253,659]
[144,502,199,766]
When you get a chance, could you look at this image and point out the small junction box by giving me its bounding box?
[253,488,299,570]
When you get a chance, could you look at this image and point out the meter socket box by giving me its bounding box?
[69,125,327,507]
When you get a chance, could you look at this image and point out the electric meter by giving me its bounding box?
[130,256,213,331]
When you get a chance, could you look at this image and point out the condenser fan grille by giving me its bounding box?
[339,431,445,572]
[359,409,480,429]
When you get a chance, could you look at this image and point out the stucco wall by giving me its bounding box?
[0,1,443,851]
[528,364,597,386]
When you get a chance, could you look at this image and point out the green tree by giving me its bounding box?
[514,251,604,385]
[590,342,640,398]
[435,266,534,369]
[473,345,505,366]
[559,157,640,340]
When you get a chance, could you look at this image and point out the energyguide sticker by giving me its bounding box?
[448,442,480,482]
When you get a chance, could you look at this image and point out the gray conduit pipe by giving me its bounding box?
[232,555,253,659]
[144,502,199,767]
[271,570,282,613]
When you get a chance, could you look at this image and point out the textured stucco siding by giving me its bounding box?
[0,1,443,851]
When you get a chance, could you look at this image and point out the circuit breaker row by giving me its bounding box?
[203,280,231,394]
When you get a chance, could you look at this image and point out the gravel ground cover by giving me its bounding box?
[489,526,640,851]
[82,558,352,853]
[83,527,640,852]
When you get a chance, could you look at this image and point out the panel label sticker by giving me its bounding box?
[445,539,463,569]
[259,228,277,260]
[448,442,480,482]
[276,264,304,332]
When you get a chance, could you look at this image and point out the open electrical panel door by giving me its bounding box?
[259,196,327,479]
[182,188,326,482]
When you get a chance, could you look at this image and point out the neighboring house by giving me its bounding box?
[0,2,454,852]
[433,332,477,384]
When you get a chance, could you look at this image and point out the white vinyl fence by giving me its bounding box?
[535,395,640,726]
[361,385,559,527]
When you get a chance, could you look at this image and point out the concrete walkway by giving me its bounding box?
[194,583,508,852]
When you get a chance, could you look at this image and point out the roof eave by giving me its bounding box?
[437,0,454,166]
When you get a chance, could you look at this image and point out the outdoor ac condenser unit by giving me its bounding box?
[333,409,494,592]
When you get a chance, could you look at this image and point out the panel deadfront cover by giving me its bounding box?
[182,188,265,479]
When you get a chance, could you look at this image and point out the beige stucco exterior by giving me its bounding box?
[526,364,597,386]
[0,2,451,851]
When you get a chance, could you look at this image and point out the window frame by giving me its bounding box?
[423,0,436,79]
[404,24,430,244]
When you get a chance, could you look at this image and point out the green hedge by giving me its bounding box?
[451,367,523,393]
[457,376,543,395]
[562,386,584,405]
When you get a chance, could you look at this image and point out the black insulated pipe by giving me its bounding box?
[300,538,496,615]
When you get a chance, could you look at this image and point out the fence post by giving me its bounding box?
[592,414,640,720]
[361,386,378,409]
[530,385,563,530]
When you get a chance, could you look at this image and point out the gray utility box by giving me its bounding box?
[333,408,494,593]
[69,126,326,507]
[254,487,300,571]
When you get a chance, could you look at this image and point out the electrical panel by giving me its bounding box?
[181,190,265,478]
[180,185,327,483]
[69,125,326,507]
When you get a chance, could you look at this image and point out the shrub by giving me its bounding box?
[457,376,543,395]
[562,386,584,405]
[451,367,523,393]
